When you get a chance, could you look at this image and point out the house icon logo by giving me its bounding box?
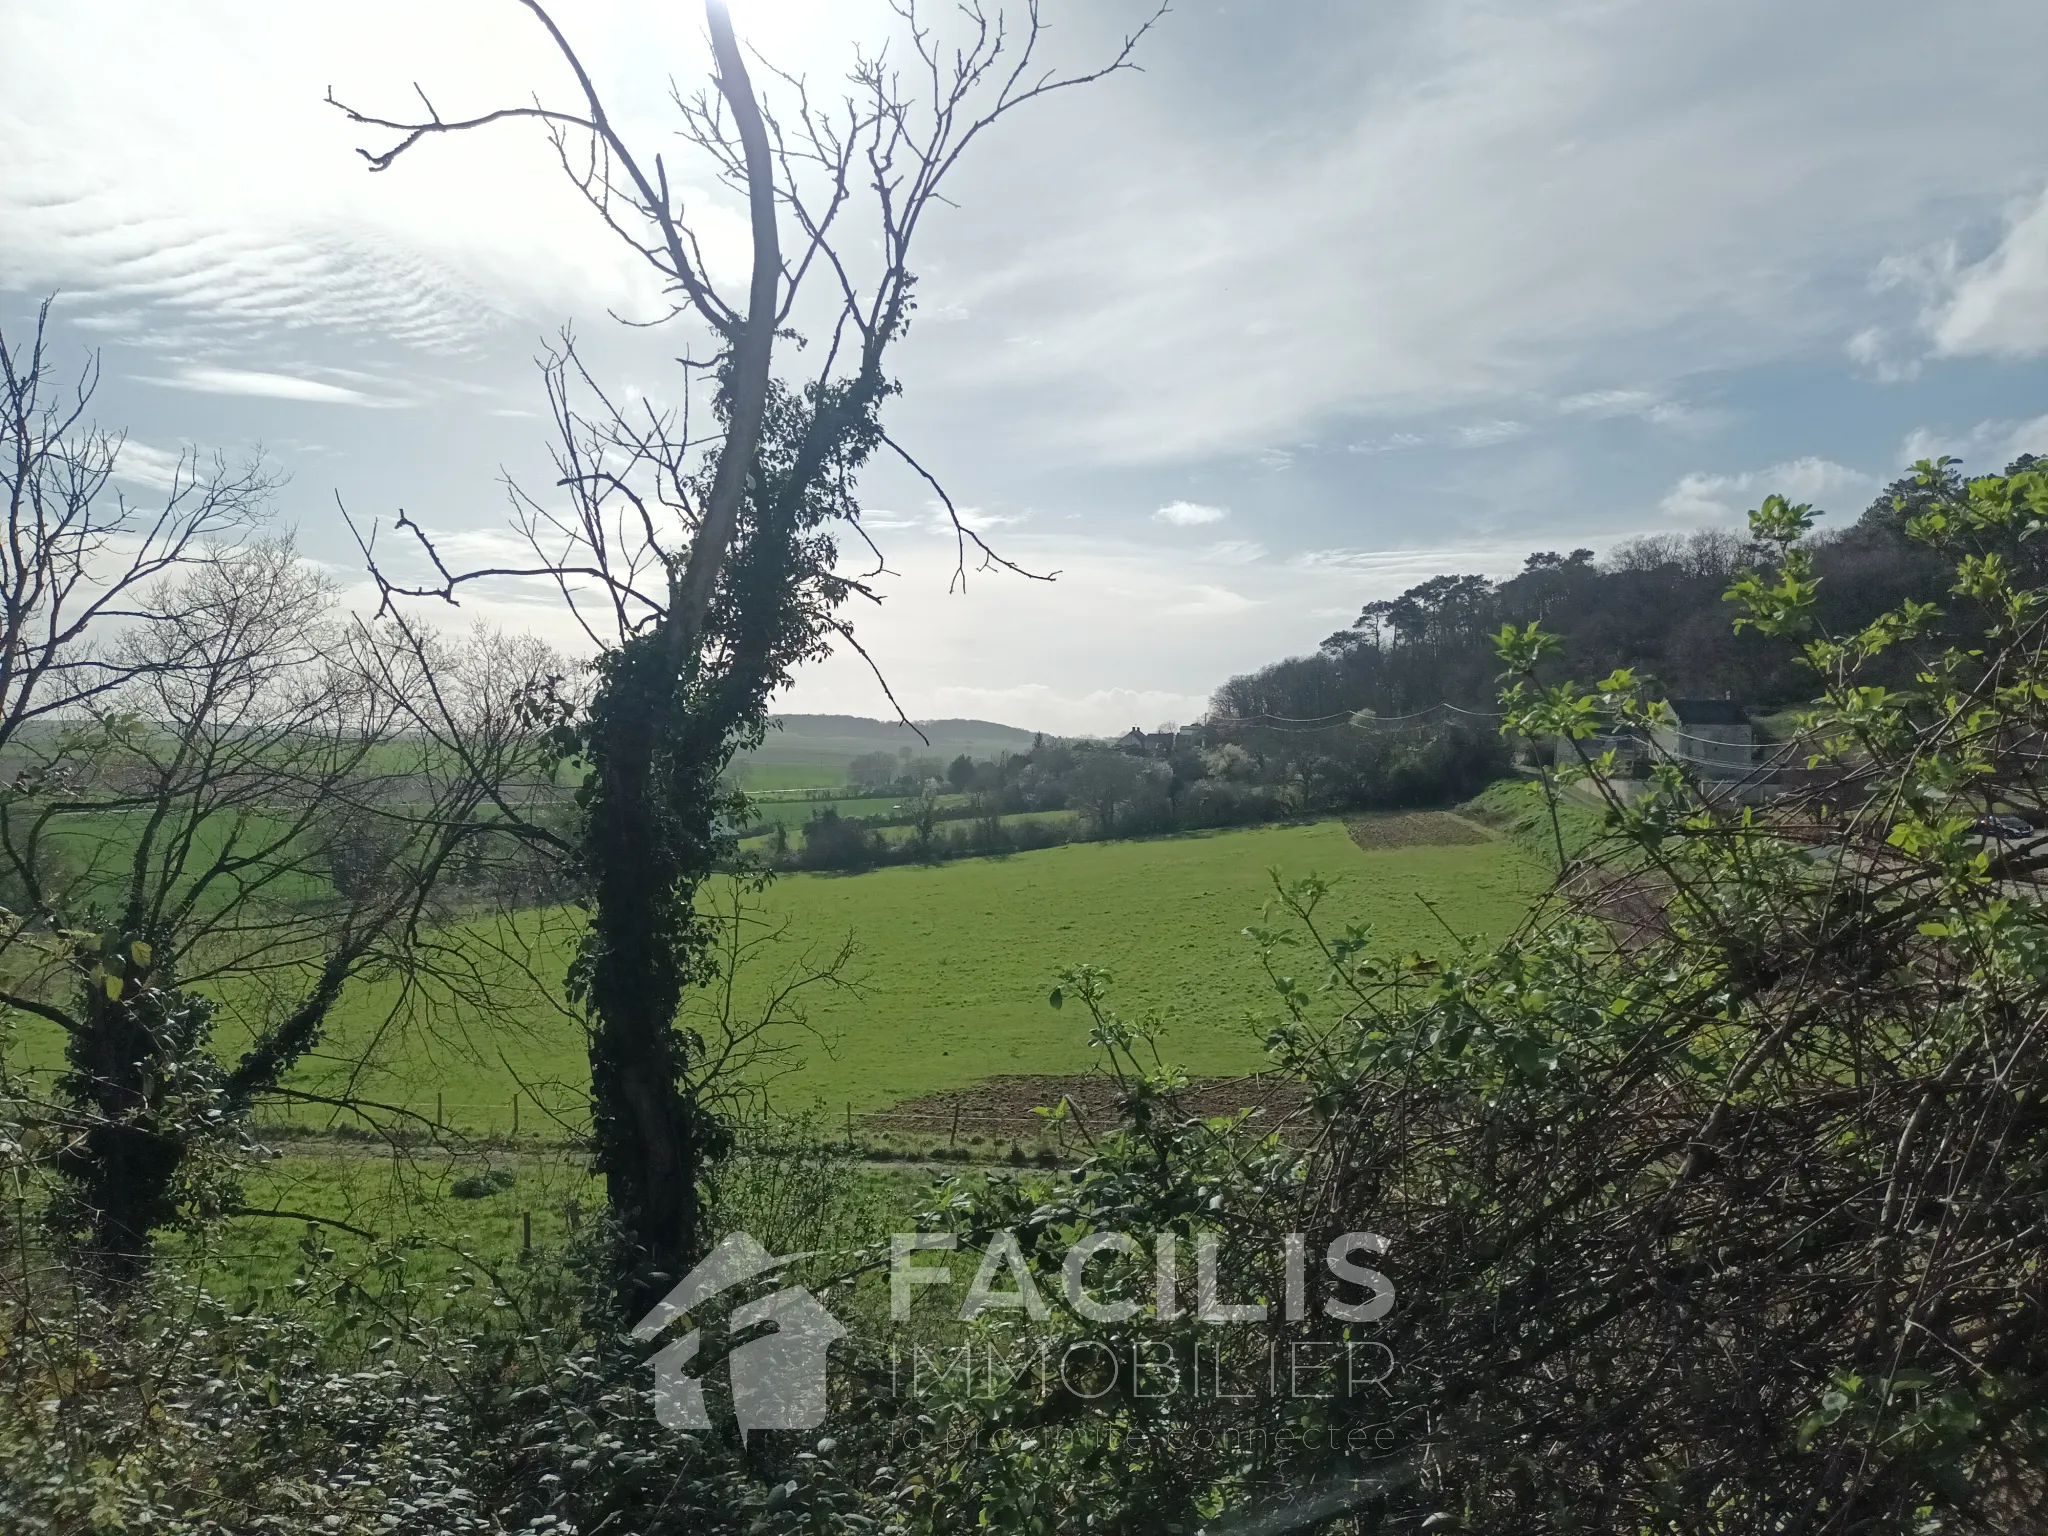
[632,1231,846,1438]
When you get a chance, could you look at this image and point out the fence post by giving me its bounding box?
[512,1094,520,1137]
[522,1212,532,1253]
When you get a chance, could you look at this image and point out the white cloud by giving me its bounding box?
[1454,419,1529,447]
[939,505,1030,533]
[1347,431,1428,455]
[1899,426,1966,464]
[1559,388,1658,417]
[917,1,2048,463]
[1556,387,1711,426]
[1900,415,2048,468]
[1844,325,1920,382]
[773,526,1592,735]
[135,366,393,406]
[1153,500,1227,526]
[69,309,146,333]
[1924,186,2048,357]
[109,438,191,492]
[1161,583,1258,617]
[0,0,741,362]
[1659,456,1875,523]
[2006,416,2048,458]
[13,1,2048,735]
[1200,539,1266,563]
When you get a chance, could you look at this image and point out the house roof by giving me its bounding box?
[1666,699,1749,725]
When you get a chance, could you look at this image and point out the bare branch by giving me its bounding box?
[879,427,1059,591]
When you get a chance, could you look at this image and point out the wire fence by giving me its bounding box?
[244,1093,591,1142]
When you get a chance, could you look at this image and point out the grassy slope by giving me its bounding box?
[733,715,1038,788]
[117,815,1546,1295]
[738,790,944,830]
[2,817,1548,1130]
[749,820,1544,1116]
[266,819,1546,1129]
[1464,776,1609,866]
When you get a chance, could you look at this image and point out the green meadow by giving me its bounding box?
[265,816,1546,1130]
[1,815,1549,1135]
[0,796,1555,1328]
[728,713,1038,789]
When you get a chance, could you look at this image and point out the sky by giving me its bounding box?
[6,0,2048,735]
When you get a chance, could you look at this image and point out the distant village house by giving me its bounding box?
[1652,699,1755,779]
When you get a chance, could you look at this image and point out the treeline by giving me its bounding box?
[765,723,1507,872]
[1215,456,2043,722]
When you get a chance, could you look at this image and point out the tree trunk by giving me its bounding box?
[579,635,702,1303]
[579,0,782,1308]
[55,975,213,1288]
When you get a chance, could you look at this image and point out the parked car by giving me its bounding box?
[1973,813,2035,842]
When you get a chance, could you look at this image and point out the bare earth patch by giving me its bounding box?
[864,1073,1307,1142]
[1346,811,1495,850]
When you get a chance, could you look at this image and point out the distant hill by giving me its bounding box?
[732,714,1040,788]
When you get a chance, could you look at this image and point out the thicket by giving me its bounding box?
[906,467,2048,1529]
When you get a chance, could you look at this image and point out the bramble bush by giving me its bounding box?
[890,464,2048,1530]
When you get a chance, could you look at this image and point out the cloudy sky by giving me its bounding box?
[6,0,2048,734]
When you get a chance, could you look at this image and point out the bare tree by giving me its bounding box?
[0,541,564,1281]
[330,0,1160,1298]
[0,301,270,748]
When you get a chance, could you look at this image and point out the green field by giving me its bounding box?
[736,789,934,830]
[253,817,1546,1131]
[0,812,1550,1293]
[731,713,1039,789]
[2,815,1549,1135]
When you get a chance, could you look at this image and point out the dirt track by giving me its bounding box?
[861,1072,1307,1142]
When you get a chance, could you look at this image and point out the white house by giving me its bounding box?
[1653,699,1755,779]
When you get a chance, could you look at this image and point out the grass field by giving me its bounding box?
[728,761,854,791]
[254,816,1547,1132]
[0,810,1551,1289]
[158,1143,935,1310]
[1,813,1550,1135]
[736,789,936,830]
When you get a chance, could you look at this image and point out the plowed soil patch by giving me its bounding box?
[1347,812,1494,849]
